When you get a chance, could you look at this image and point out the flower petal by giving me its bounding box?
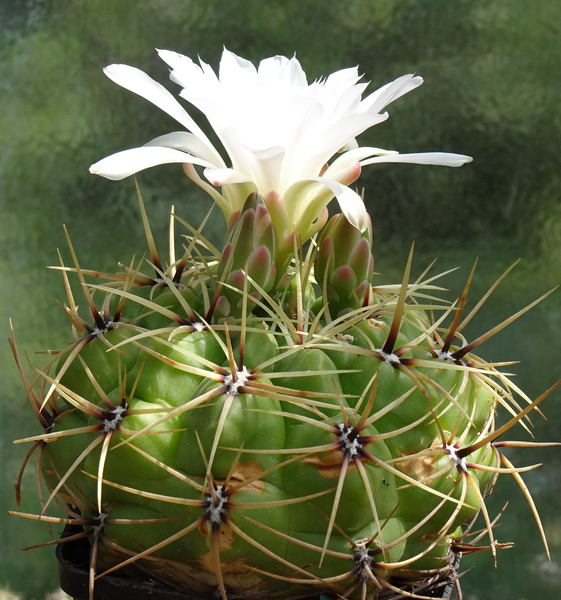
[220,48,258,84]
[285,178,368,233]
[89,146,213,180]
[338,138,359,153]
[258,54,308,89]
[313,178,368,232]
[241,145,286,193]
[361,74,424,113]
[203,167,253,186]
[323,159,362,187]
[325,147,398,177]
[360,152,473,167]
[144,132,223,166]
[103,63,221,162]
[307,112,389,170]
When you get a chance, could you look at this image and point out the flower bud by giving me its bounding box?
[314,212,374,316]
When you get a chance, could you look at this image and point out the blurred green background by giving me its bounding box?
[1,0,561,598]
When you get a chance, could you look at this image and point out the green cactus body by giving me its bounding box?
[12,199,557,600]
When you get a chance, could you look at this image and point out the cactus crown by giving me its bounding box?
[11,48,559,600]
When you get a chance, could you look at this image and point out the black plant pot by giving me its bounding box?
[56,524,458,600]
[56,524,207,600]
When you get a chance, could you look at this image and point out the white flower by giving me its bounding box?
[90,48,471,239]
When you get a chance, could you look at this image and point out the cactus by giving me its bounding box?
[11,49,559,600]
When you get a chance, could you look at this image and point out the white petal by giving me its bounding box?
[89,146,213,180]
[241,145,286,193]
[326,146,398,176]
[308,112,389,169]
[318,68,365,116]
[158,49,204,79]
[144,132,224,167]
[258,54,308,88]
[362,74,423,113]
[219,48,257,86]
[285,178,368,232]
[103,63,219,157]
[360,152,473,167]
[338,138,359,153]
[312,178,368,232]
[323,66,362,90]
[257,54,288,77]
[158,49,220,94]
[322,159,362,187]
[203,167,253,186]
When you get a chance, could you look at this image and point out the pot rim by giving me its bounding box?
[56,524,458,600]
